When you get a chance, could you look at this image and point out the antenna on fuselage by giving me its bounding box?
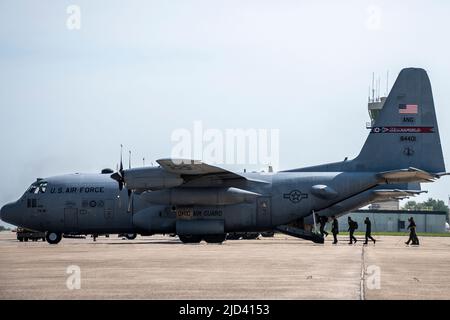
[372,72,375,102]
[386,70,389,96]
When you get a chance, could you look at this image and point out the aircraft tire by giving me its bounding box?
[226,233,241,240]
[242,233,260,240]
[18,237,23,242]
[125,233,137,240]
[178,235,202,244]
[261,231,275,238]
[24,238,28,242]
[203,234,226,244]
[46,232,62,245]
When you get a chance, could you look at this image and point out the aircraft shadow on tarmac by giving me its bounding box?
[104,240,183,245]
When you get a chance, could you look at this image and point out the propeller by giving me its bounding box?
[110,145,135,213]
[127,150,133,213]
[110,144,125,190]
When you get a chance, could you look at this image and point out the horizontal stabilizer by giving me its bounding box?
[436,172,450,177]
[373,189,427,200]
[377,167,439,183]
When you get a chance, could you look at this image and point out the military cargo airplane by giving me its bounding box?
[1,68,447,244]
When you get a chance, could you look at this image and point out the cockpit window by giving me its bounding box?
[28,181,47,194]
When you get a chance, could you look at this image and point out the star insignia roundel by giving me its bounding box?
[283,190,308,203]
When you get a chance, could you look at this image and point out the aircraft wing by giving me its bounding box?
[156,158,243,178]
[155,158,251,185]
[377,167,440,183]
[119,159,267,191]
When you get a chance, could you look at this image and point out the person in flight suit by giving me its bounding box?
[331,216,339,244]
[364,217,376,245]
[317,214,329,238]
[406,217,420,246]
[348,217,358,244]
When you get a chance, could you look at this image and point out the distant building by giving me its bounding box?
[368,96,387,126]
[368,200,399,211]
[337,210,448,233]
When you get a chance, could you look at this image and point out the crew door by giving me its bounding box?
[104,199,114,220]
[256,197,272,228]
[64,208,79,231]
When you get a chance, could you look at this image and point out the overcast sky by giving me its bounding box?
[1,0,449,226]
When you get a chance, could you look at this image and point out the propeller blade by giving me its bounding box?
[129,150,131,170]
[111,144,125,191]
[127,189,133,213]
[110,173,124,191]
[119,144,124,174]
[110,172,121,182]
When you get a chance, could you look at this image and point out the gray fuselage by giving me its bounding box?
[1,170,381,235]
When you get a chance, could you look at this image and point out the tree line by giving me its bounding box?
[402,198,449,215]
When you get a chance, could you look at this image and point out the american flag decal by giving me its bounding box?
[398,104,418,114]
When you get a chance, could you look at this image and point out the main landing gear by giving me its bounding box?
[45,232,62,244]
[124,233,137,240]
[179,234,226,244]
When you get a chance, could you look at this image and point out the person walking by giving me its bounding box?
[364,217,376,245]
[331,216,339,244]
[318,215,329,238]
[348,217,358,244]
[406,217,420,245]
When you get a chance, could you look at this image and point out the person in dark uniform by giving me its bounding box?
[364,217,376,245]
[317,214,329,237]
[406,217,420,245]
[348,217,358,244]
[331,216,339,244]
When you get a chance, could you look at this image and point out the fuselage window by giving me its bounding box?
[27,181,47,194]
[39,182,47,193]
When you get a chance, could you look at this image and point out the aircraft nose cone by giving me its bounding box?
[1,204,7,221]
[0,203,14,224]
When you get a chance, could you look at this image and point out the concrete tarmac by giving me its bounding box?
[0,232,449,300]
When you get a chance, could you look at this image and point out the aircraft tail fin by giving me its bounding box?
[353,68,446,174]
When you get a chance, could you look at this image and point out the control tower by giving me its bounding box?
[366,73,400,210]
[366,73,388,128]
[368,96,387,126]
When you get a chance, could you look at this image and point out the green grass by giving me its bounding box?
[337,231,450,237]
